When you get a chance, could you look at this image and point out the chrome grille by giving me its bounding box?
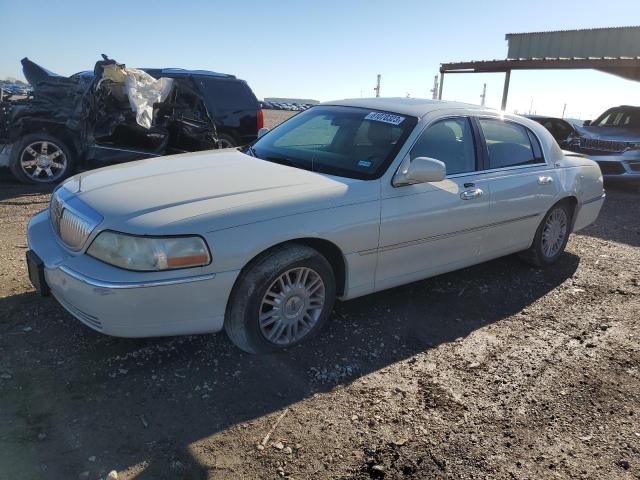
[49,186,102,251]
[50,193,64,234]
[59,209,93,250]
[580,138,628,153]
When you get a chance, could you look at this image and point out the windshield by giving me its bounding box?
[250,105,417,179]
[592,108,640,128]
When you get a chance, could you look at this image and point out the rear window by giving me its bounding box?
[197,78,257,112]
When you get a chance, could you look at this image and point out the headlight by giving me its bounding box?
[87,231,211,271]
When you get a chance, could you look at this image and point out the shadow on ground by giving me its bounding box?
[0,249,579,479]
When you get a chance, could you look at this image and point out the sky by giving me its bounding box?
[1,0,639,120]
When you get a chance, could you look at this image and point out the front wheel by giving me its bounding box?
[520,202,572,267]
[225,244,336,354]
[9,133,74,184]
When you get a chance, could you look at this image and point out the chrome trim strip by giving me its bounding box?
[581,193,606,206]
[358,213,541,256]
[92,145,162,156]
[58,265,217,289]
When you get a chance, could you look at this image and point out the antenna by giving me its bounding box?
[374,74,381,97]
[562,103,567,118]
[480,83,486,107]
[430,75,439,99]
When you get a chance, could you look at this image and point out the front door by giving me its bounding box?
[376,116,490,292]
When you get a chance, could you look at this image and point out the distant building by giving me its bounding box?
[264,97,320,104]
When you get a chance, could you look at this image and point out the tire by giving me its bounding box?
[225,244,336,354]
[217,134,236,149]
[9,133,75,185]
[520,202,573,267]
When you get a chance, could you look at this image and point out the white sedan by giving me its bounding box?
[26,98,605,353]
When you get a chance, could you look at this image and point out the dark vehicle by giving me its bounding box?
[563,106,640,184]
[525,115,579,147]
[0,56,263,184]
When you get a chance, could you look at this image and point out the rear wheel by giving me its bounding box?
[225,244,336,354]
[10,133,74,184]
[520,202,572,267]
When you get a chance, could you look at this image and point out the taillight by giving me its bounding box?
[257,109,264,131]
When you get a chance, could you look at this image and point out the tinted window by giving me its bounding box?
[197,78,257,111]
[252,106,417,180]
[479,119,542,169]
[410,118,476,175]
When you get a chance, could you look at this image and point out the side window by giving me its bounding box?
[410,117,476,175]
[479,119,542,169]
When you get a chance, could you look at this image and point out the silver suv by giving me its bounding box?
[565,106,640,184]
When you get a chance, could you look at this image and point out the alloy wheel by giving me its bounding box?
[258,267,326,346]
[541,208,568,258]
[20,141,67,183]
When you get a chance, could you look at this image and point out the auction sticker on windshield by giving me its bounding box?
[364,112,405,125]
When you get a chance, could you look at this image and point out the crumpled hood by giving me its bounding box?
[579,126,640,143]
[64,149,370,234]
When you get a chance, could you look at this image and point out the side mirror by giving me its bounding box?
[257,127,270,138]
[393,156,446,186]
[583,120,591,126]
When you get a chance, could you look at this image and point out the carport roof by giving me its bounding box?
[440,56,640,82]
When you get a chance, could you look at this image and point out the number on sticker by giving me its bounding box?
[364,112,405,125]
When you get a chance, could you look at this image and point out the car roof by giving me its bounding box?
[320,97,486,118]
[525,114,566,121]
[141,68,236,79]
[70,68,237,80]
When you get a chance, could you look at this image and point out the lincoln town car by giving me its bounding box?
[26,98,605,353]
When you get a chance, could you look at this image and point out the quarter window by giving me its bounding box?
[410,117,476,175]
[479,119,543,169]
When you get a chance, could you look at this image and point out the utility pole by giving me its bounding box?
[562,103,567,118]
[430,75,439,99]
[374,74,381,98]
[480,83,486,107]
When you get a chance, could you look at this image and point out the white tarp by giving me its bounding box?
[121,68,173,129]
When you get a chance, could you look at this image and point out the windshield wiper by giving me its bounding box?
[245,144,257,157]
[265,155,311,170]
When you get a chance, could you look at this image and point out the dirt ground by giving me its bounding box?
[1,111,639,479]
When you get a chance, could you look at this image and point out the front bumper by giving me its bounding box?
[585,153,640,183]
[27,209,239,337]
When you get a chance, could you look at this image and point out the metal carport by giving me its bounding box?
[438,27,640,110]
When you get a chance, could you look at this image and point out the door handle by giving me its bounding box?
[460,187,484,200]
[538,176,554,185]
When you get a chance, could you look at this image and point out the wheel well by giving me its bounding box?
[292,238,346,296]
[15,123,80,161]
[557,195,578,227]
[237,238,347,297]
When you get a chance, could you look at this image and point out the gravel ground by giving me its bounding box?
[1,111,639,479]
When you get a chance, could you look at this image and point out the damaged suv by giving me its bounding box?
[0,57,262,184]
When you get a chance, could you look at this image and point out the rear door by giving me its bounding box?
[376,116,491,291]
[472,117,558,257]
[197,77,259,145]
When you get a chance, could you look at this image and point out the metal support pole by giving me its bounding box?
[501,70,511,111]
[438,72,444,100]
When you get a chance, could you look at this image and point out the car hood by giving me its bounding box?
[64,149,375,234]
[579,126,640,142]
